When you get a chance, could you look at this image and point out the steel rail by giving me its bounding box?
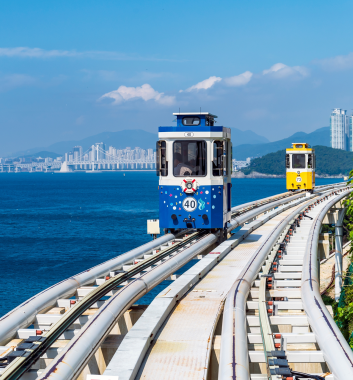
[228,191,309,232]
[102,194,316,380]
[55,186,346,380]
[0,231,208,380]
[0,184,328,346]
[301,189,353,379]
[218,189,343,380]
[35,233,218,380]
[0,182,346,380]
[0,188,318,380]
[0,232,179,346]
[258,245,279,379]
[230,182,345,216]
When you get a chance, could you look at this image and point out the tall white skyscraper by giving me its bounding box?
[147,149,153,160]
[73,146,83,161]
[89,145,96,161]
[95,143,106,159]
[330,108,349,150]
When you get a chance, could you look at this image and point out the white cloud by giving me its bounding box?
[0,47,75,58]
[76,116,85,125]
[315,52,353,71]
[262,63,308,78]
[100,83,175,105]
[0,74,36,91]
[223,71,253,86]
[0,47,174,62]
[182,76,222,92]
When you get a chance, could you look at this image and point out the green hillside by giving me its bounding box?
[241,145,353,176]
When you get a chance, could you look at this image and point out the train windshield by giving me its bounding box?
[182,117,200,126]
[173,140,207,176]
[292,154,306,169]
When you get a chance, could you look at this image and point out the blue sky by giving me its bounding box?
[1,0,353,155]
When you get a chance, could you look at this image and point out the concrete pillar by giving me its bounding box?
[335,208,347,301]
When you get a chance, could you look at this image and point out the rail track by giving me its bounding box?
[0,182,347,380]
[220,187,353,380]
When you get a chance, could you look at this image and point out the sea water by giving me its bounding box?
[0,172,340,317]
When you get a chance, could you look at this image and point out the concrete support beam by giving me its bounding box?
[322,209,339,224]
[318,233,330,260]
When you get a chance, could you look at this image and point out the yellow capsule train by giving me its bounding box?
[286,143,315,191]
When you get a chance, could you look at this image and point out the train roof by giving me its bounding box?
[173,112,218,118]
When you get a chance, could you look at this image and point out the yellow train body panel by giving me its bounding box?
[285,143,315,191]
[286,171,315,190]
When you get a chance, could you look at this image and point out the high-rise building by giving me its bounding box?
[65,152,73,161]
[348,114,353,152]
[73,146,83,162]
[147,149,153,160]
[95,143,106,160]
[89,145,96,161]
[330,108,349,150]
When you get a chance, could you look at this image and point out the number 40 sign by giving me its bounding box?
[182,197,197,212]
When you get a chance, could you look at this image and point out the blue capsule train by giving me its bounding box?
[157,112,232,233]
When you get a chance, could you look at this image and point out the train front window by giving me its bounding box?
[292,154,305,169]
[182,117,200,126]
[173,140,206,177]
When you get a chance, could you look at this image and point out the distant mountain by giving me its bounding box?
[234,127,330,160]
[8,130,158,157]
[18,151,62,159]
[7,127,269,157]
[241,145,353,176]
[229,127,269,145]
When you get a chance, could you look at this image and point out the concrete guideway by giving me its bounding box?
[0,187,318,380]
[0,233,179,346]
[220,188,351,380]
[302,190,353,379]
[135,205,309,380]
[21,191,319,380]
[0,182,347,380]
[102,193,327,380]
[0,183,326,347]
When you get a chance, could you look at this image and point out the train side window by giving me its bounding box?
[156,141,168,176]
[182,117,200,126]
[307,154,313,169]
[286,154,290,168]
[229,141,233,174]
[173,140,206,176]
[292,154,305,169]
[213,141,223,176]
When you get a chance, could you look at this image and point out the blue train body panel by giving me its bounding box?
[159,185,224,229]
